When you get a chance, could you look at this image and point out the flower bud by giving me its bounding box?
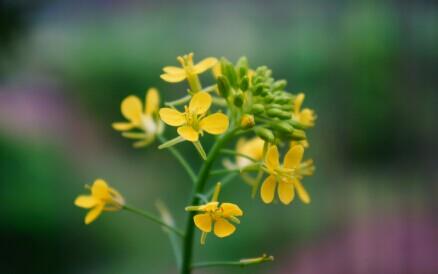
[253,84,264,95]
[264,94,274,103]
[266,108,283,118]
[290,129,307,140]
[233,92,244,107]
[272,121,294,133]
[217,76,230,98]
[278,111,292,120]
[240,114,255,129]
[240,76,249,91]
[255,127,275,142]
[272,80,287,91]
[251,104,265,114]
[221,58,238,88]
[273,96,290,104]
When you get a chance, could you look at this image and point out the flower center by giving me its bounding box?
[141,115,157,133]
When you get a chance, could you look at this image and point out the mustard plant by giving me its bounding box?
[75,53,317,273]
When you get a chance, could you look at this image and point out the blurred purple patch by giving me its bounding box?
[278,214,438,274]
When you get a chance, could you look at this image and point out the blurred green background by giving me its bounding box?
[1,1,437,273]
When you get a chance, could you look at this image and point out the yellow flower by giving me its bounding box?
[293,93,316,128]
[112,88,163,147]
[74,179,124,224]
[160,53,217,92]
[159,92,229,142]
[192,201,243,239]
[260,145,314,205]
[235,137,265,169]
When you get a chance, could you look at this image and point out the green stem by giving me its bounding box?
[180,129,237,274]
[123,204,184,237]
[192,254,274,269]
[157,135,197,185]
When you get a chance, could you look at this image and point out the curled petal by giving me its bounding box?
[75,195,98,208]
[193,57,218,74]
[159,108,186,126]
[292,179,311,204]
[112,122,135,131]
[260,175,277,204]
[162,66,185,75]
[160,73,187,83]
[177,126,199,142]
[265,146,280,172]
[213,218,236,238]
[91,179,111,200]
[220,203,243,217]
[189,92,212,115]
[121,95,143,125]
[277,180,295,205]
[194,213,212,232]
[284,145,304,169]
[294,93,305,112]
[145,88,160,115]
[199,113,229,135]
[84,204,104,224]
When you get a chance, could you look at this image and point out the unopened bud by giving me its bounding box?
[264,94,274,103]
[240,114,255,129]
[272,121,294,133]
[272,80,287,91]
[251,104,265,114]
[255,127,275,142]
[217,76,230,98]
[266,108,283,118]
[240,76,249,91]
[233,92,244,107]
[253,84,264,95]
[291,129,307,140]
[278,111,292,120]
[221,58,238,88]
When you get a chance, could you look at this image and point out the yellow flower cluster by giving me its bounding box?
[74,52,318,256]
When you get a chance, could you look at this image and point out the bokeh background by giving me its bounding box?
[1,1,437,273]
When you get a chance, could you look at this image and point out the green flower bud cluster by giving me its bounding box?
[216,58,310,144]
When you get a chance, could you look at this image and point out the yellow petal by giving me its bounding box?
[260,175,277,204]
[277,180,295,205]
[91,179,110,200]
[145,88,159,115]
[84,204,104,224]
[300,108,316,126]
[121,95,143,125]
[212,62,222,78]
[159,108,186,126]
[220,203,243,217]
[74,195,98,208]
[160,73,187,83]
[193,57,218,74]
[199,113,229,135]
[284,145,304,169]
[292,179,311,204]
[194,213,212,232]
[177,126,199,141]
[198,202,219,212]
[294,93,305,112]
[213,218,236,238]
[189,92,212,115]
[162,66,185,75]
[112,122,135,131]
[265,146,280,172]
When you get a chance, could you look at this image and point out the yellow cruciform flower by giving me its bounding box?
[159,92,229,142]
[74,179,124,224]
[192,201,243,240]
[112,88,163,147]
[293,93,316,128]
[160,53,217,93]
[260,145,314,205]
